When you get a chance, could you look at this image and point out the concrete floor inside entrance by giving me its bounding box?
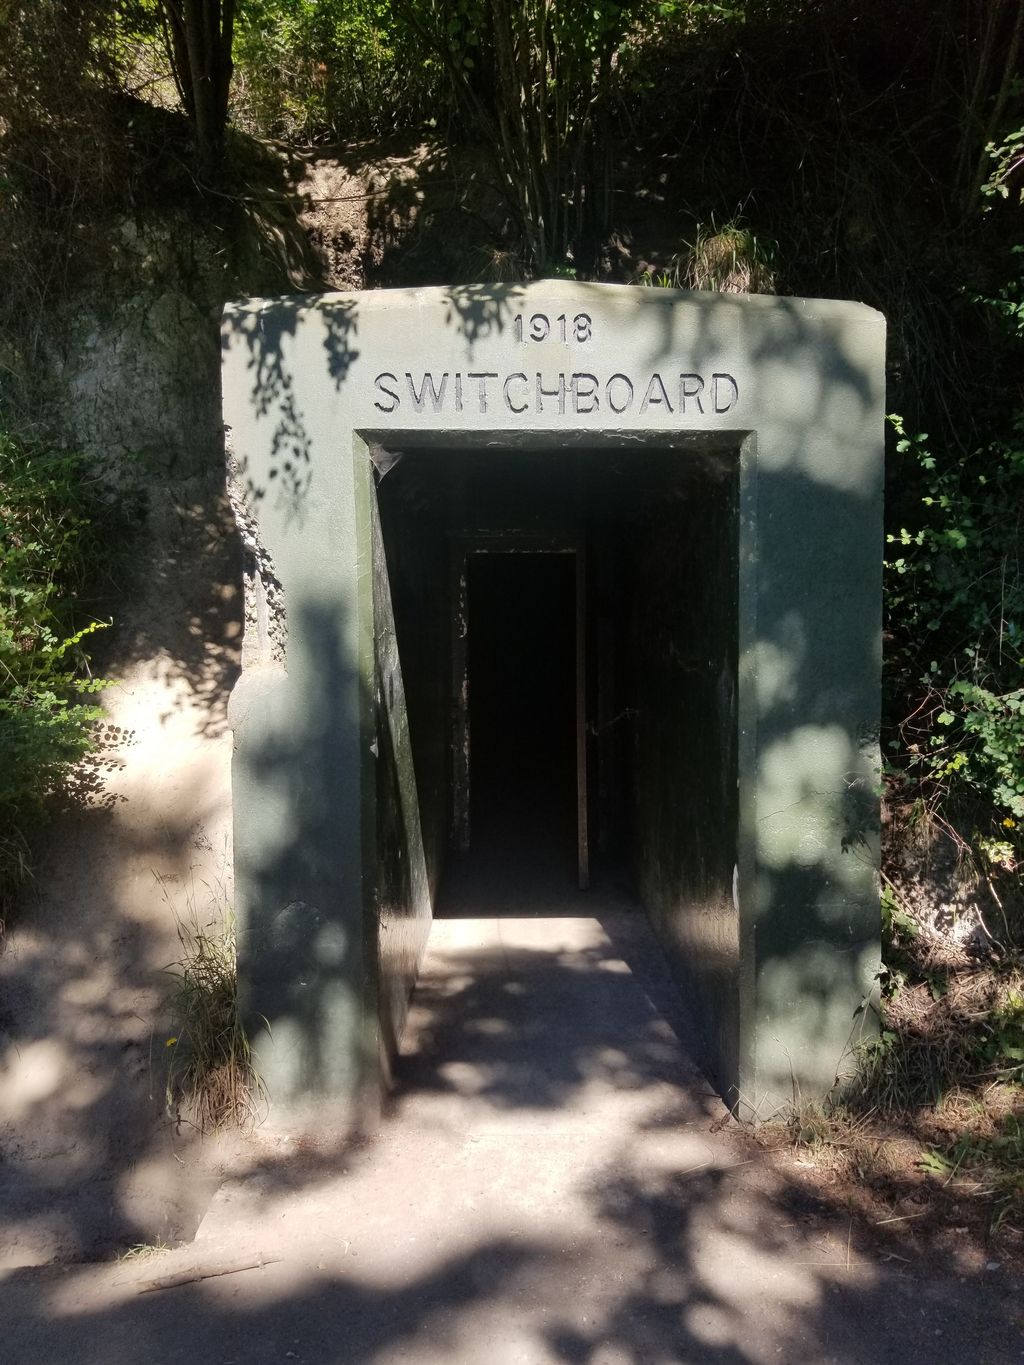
[395,911,712,1127]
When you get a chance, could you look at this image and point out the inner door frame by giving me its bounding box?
[449,531,589,890]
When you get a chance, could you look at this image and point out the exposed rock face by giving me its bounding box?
[295,141,513,291]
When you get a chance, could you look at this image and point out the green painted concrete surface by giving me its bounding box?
[221,282,885,1124]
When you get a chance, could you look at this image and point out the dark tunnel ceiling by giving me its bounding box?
[374,441,740,530]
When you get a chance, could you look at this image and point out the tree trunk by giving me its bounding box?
[160,0,235,179]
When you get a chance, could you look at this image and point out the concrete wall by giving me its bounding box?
[372,479,447,1075]
[225,418,376,1122]
[376,470,453,897]
[632,457,740,1097]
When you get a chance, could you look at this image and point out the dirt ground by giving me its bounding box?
[3,913,1023,1365]
[0,478,243,1268]
[750,1124,1024,1278]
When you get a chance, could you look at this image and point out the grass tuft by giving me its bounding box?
[679,219,777,294]
[632,218,777,295]
[163,886,267,1133]
[469,244,528,283]
[117,1241,173,1262]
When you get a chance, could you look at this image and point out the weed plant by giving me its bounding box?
[164,887,267,1132]
[636,218,776,294]
[679,220,776,294]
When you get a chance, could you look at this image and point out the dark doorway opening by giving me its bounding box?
[462,551,578,890]
[373,441,739,946]
[371,435,743,1096]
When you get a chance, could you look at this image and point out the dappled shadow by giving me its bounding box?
[100,482,245,742]
[231,597,370,1109]
[0,154,309,1263]
[0,791,228,1266]
[2,280,893,1277]
[4,911,1023,1361]
[55,133,326,736]
[440,283,528,352]
[6,271,892,1272]
[391,930,714,1121]
[0,473,247,1264]
[226,295,360,522]
[4,1213,1021,1364]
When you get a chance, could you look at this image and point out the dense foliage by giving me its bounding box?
[231,0,443,142]
[879,127,1023,893]
[0,434,110,915]
[885,412,1024,837]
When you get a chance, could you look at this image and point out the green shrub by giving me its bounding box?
[884,413,1024,850]
[231,0,444,142]
[0,431,110,911]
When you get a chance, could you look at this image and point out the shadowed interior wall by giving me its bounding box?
[630,462,740,1096]
[373,478,449,1070]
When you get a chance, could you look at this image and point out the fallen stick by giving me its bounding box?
[138,1255,282,1293]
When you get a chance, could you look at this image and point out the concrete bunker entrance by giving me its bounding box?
[223,282,885,1122]
[372,434,742,1085]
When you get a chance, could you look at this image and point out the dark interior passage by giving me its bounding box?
[464,552,578,882]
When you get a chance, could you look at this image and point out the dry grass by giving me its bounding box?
[867,811,1024,1116]
[757,807,1024,1257]
[632,219,777,295]
[117,1241,174,1262]
[469,244,528,283]
[916,1089,1024,1228]
[759,1081,1024,1257]
[0,827,33,938]
[769,1101,918,1186]
[865,968,1024,1111]
[678,220,776,294]
[163,888,267,1133]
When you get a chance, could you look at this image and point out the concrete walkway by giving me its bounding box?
[3,911,1022,1363]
